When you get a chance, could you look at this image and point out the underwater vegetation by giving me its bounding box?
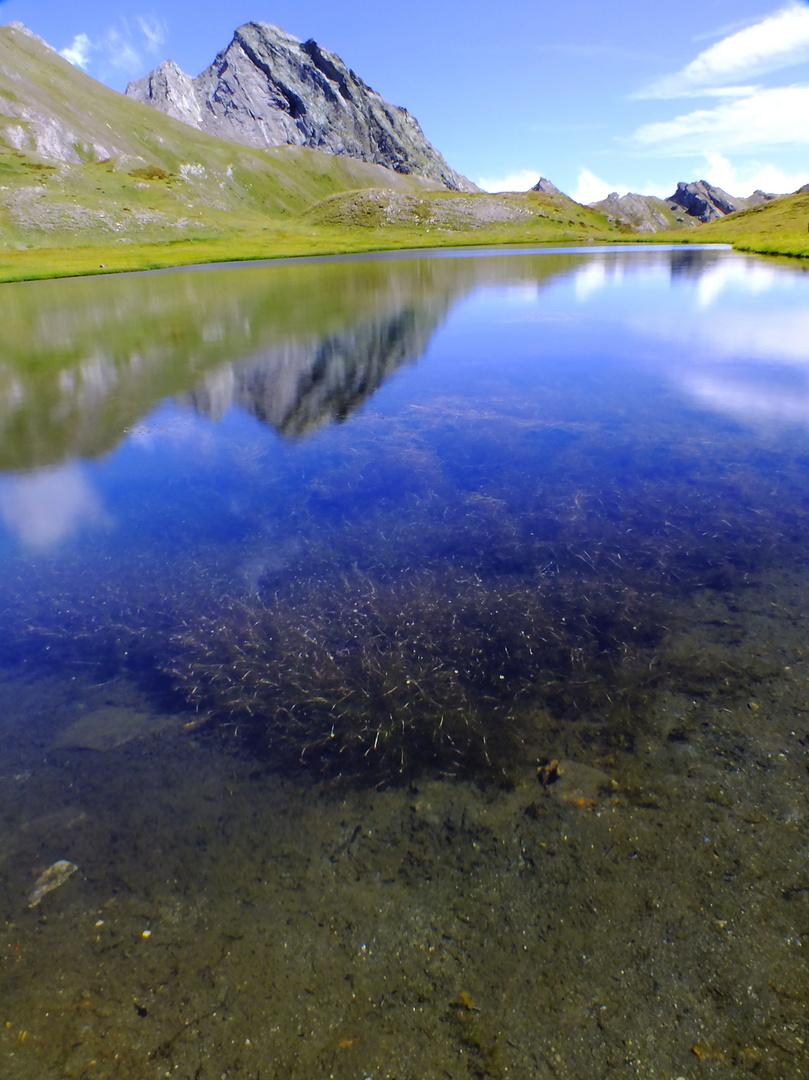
[162,561,661,782]
[3,363,807,786]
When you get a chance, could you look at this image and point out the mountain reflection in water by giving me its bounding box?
[0,244,764,472]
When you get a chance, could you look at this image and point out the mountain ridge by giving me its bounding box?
[589,179,784,233]
[126,22,476,193]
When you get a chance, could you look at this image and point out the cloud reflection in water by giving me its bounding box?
[0,465,107,550]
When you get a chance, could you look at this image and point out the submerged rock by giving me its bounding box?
[28,859,78,907]
[51,706,181,752]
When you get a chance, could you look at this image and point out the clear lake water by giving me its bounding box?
[0,244,808,1078]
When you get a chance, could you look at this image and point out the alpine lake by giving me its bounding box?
[0,244,807,1080]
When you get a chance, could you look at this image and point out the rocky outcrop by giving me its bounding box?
[131,60,204,129]
[126,22,476,192]
[531,177,560,195]
[667,181,751,222]
[591,181,783,232]
[748,189,777,206]
[590,192,672,233]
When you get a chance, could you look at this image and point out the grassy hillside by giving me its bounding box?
[0,23,621,282]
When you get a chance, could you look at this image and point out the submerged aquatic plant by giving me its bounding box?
[2,386,795,786]
[162,560,662,782]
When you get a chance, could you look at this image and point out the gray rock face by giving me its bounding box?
[127,22,476,192]
[591,191,670,233]
[131,59,204,129]
[667,180,746,222]
[530,177,560,195]
[591,181,785,232]
[749,188,777,205]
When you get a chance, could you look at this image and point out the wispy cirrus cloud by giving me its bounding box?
[628,1,809,181]
[640,2,809,98]
[137,15,167,53]
[103,26,143,73]
[60,15,168,80]
[632,84,809,154]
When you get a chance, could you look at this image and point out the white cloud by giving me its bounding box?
[570,168,616,204]
[568,170,671,203]
[104,26,143,74]
[476,169,541,193]
[702,151,809,195]
[643,3,809,98]
[60,33,94,70]
[631,84,809,154]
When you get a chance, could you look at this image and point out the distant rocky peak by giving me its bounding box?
[126,21,476,192]
[589,191,671,234]
[130,59,203,128]
[531,177,561,195]
[668,180,745,222]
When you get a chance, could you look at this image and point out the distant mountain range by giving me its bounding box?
[587,179,809,234]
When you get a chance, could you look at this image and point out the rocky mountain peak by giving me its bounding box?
[531,177,560,195]
[126,22,476,192]
[667,180,745,222]
[590,191,671,233]
[132,59,203,128]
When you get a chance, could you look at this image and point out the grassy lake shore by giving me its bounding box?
[2,209,807,284]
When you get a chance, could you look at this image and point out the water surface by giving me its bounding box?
[0,245,807,1078]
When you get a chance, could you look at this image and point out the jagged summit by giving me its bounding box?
[667,180,775,223]
[590,179,783,233]
[591,191,672,233]
[126,22,476,192]
[531,177,561,195]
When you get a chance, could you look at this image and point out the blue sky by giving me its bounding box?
[6,1,809,199]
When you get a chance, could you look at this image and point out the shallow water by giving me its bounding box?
[1,245,808,1078]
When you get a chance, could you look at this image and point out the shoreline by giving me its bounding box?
[0,230,791,286]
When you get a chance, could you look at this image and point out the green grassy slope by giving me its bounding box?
[2,23,807,277]
[0,23,622,281]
